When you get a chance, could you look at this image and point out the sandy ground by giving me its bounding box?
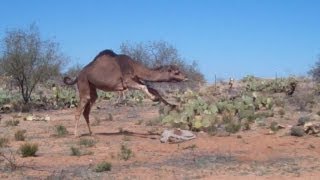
[1,101,320,180]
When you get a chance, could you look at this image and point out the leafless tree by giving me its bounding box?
[119,40,205,84]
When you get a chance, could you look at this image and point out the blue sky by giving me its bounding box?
[1,0,320,82]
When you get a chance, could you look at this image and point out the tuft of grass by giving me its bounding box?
[145,117,161,126]
[55,125,68,137]
[14,130,26,141]
[0,137,9,148]
[242,119,251,131]
[225,122,241,134]
[118,144,133,161]
[94,161,112,172]
[70,146,81,156]
[205,124,218,136]
[270,121,279,132]
[5,119,19,127]
[19,143,38,157]
[79,138,96,147]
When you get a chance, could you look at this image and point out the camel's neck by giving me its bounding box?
[134,63,168,82]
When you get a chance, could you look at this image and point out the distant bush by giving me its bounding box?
[0,89,12,106]
[309,57,320,82]
[118,144,133,161]
[243,75,297,94]
[19,143,38,157]
[70,146,81,156]
[15,130,26,141]
[120,40,205,84]
[95,161,112,172]
[0,137,9,148]
[79,138,96,147]
[55,125,68,137]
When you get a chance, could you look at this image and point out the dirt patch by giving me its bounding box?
[1,101,320,179]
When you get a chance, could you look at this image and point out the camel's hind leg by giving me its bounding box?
[74,97,89,137]
[82,86,97,135]
[74,79,92,137]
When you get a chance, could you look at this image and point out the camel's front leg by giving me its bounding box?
[146,86,177,107]
[128,83,158,101]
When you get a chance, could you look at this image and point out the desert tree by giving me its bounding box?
[119,40,205,84]
[0,24,66,103]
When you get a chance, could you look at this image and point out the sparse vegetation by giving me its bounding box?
[0,24,66,103]
[14,130,26,141]
[0,149,18,171]
[0,137,9,148]
[19,143,38,157]
[5,119,19,126]
[270,121,279,132]
[55,125,68,137]
[79,138,96,147]
[119,144,133,161]
[94,161,112,172]
[70,146,81,156]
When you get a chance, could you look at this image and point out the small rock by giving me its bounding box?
[267,130,275,135]
[44,115,51,121]
[290,126,305,137]
[304,121,320,134]
[25,115,34,121]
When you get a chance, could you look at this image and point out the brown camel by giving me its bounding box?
[63,49,187,137]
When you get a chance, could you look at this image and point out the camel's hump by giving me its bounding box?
[94,49,118,59]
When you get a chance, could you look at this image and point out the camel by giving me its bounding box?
[63,49,187,137]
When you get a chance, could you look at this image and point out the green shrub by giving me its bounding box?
[19,143,38,157]
[15,130,26,141]
[270,121,279,132]
[119,144,133,161]
[0,89,13,106]
[70,146,81,156]
[55,125,68,137]
[0,137,9,148]
[53,87,78,108]
[225,122,241,133]
[95,161,112,172]
[79,138,96,147]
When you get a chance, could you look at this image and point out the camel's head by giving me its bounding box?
[156,65,187,82]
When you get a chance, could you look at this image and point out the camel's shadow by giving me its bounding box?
[80,130,160,139]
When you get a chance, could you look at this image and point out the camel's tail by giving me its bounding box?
[63,76,77,85]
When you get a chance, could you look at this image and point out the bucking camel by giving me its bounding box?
[64,49,187,137]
